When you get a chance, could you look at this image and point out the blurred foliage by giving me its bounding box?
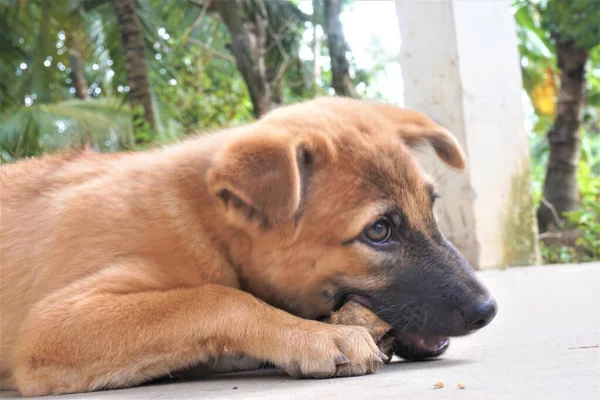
[140,0,254,133]
[540,156,600,263]
[565,174,600,257]
[0,0,314,158]
[1,0,386,161]
[0,98,133,161]
[514,0,600,263]
[542,0,600,51]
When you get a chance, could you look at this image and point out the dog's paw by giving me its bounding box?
[281,323,385,379]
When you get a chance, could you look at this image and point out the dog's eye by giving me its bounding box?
[365,219,392,243]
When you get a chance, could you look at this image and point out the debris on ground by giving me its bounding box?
[568,344,599,350]
[432,381,444,389]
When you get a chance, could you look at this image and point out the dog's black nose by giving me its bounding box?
[462,297,497,330]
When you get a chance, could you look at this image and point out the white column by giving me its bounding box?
[395,0,539,269]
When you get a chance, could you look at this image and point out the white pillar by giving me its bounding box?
[395,0,539,269]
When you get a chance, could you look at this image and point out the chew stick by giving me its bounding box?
[325,300,394,363]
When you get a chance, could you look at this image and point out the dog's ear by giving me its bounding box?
[207,134,314,221]
[371,103,466,170]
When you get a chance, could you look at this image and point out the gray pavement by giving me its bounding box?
[2,263,599,399]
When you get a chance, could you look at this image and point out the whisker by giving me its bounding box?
[431,167,455,187]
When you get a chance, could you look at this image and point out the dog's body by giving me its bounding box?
[0,98,496,396]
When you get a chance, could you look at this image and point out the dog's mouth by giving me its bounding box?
[346,294,449,361]
[393,333,449,360]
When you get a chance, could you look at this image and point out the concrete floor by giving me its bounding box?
[3,263,599,399]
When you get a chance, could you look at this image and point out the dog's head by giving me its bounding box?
[208,97,497,360]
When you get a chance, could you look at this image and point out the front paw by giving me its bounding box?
[279,323,385,379]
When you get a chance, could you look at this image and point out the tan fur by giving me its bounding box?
[0,97,465,396]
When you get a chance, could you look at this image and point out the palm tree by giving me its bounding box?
[67,30,90,100]
[112,0,156,141]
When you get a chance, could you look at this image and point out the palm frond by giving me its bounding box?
[0,98,133,159]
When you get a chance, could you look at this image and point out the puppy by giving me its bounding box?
[0,97,497,396]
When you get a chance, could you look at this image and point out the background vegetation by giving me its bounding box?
[514,0,599,262]
[1,0,598,264]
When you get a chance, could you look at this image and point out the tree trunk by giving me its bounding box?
[267,67,284,106]
[113,0,156,142]
[537,40,588,233]
[213,0,272,118]
[311,0,323,95]
[323,0,357,98]
[67,32,89,100]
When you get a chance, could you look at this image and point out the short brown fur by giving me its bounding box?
[0,97,465,396]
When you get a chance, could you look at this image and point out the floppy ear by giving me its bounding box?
[370,102,466,170]
[207,134,311,221]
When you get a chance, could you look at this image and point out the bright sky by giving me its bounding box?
[297,0,404,105]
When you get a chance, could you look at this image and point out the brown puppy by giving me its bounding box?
[0,97,496,396]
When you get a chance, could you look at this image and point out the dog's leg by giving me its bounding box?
[12,266,382,396]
